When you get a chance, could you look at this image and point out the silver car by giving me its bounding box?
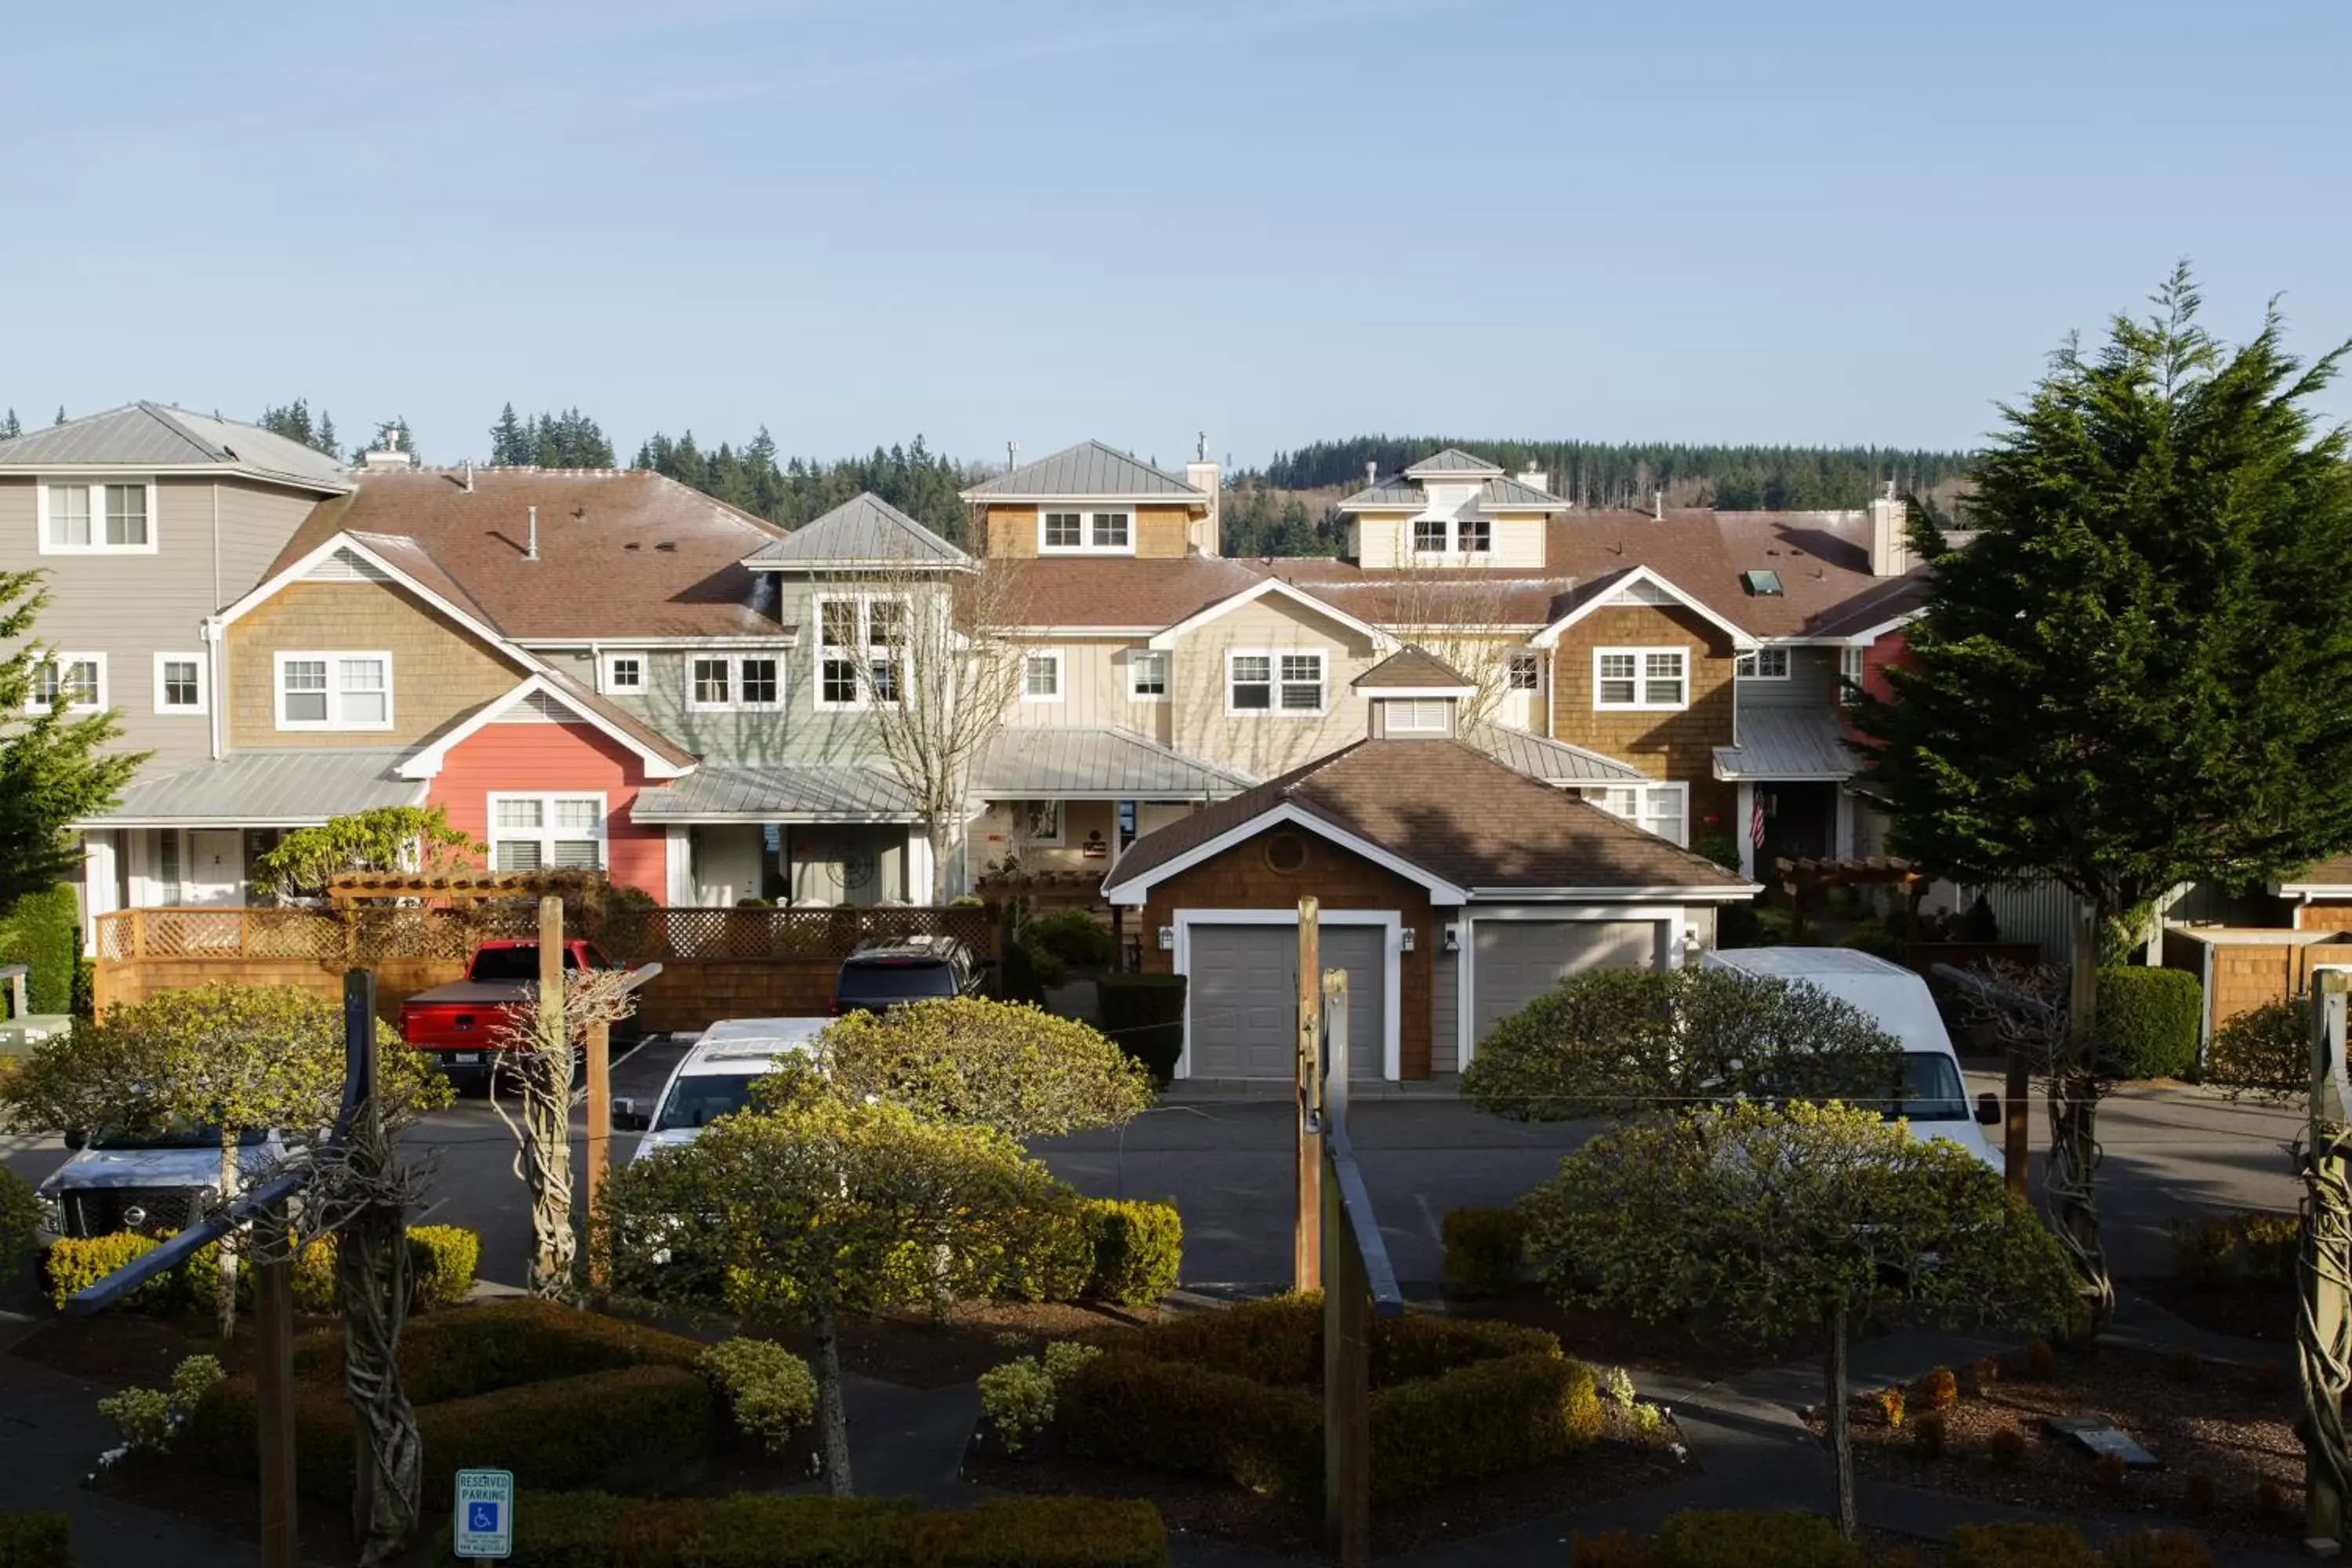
[35,1124,293,1241]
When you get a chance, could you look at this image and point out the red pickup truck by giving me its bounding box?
[399,939,637,1091]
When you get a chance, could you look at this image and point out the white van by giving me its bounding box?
[1701,946,2003,1174]
[612,1017,828,1163]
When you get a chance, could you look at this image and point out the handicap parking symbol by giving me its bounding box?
[468,1501,500,1534]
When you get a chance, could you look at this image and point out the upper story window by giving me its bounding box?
[1593,647,1687,712]
[1735,647,1791,681]
[1022,650,1064,702]
[815,597,906,712]
[1385,697,1451,734]
[27,653,106,714]
[154,652,206,715]
[1839,646,1867,706]
[601,652,646,694]
[1505,652,1541,691]
[1039,509,1133,554]
[1410,514,1492,554]
[491,793,605,870]
[688,652,785,713]
[37,479,156,554]
[1229,649,1325,717]
[1128,650,1168,701]
[276,652,391,731]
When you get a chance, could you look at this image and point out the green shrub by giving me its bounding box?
[2102,1530,2214,1568]
[2096,967,2201,1080]
[1655,1510,1864,1567]
[292,1236,339,1315]
[185,1374,355,1501]
[2207,996,2304,1098]
[96,1386,172,1451]
[1027,909,1116,973]
[978,1356,1057,1453]
[0,1512,71,1568]
[1946,1522,2102,1568]
[1000,938,1045,1006]
[1082,1199,1182,1304]
[0,885,81,1016]
[1441,1207,1530,1298]
[1371,1352,1597,1499]
[930,1497,1167,1567]
[1094,974,1185,1081]
[43,1231,183,1312]
[697,1338,816,1456]
[294,1298,704,1404]
[1059,1351,1322,1499]
[996,1200,1095,1304]
[0,1168,36,1286]
[408,1225,481,1307]
[2168,1210,2302,1290]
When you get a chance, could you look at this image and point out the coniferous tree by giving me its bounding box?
[53,407,65,426]
[258,398,341,456]
[1851,266,2352,1323]
[489,403,528,466]
[315,412,337,459]
[0,573,143,904]
[354,418,415,463]
[0,410,20,440]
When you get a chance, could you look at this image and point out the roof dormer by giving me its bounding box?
[959,439,1214,561]
[1336,449,1568,569]
[1355,647,1475,740]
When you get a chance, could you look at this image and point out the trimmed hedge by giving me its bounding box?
[289,1225,482,1315]
[0,1512,71,1568]
[1947,1522,2105,1568]
[1081,1200,1182,1304]
[44,1232,201,1312]
[2097,967,2201,1080]
[430,1492,1167,1568]
[292,1297,703,1404]
[1441,1207,1530,1298]
[0,885,80,1016]
[1057,1294,1595,1504]
[1655,1510,1864,1568]
[1095,975,1185,1082]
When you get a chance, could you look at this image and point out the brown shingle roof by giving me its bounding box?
[994,554,1269,628]
[2284,855,2352,890]
[274,470,786,640]
[1353,648,1472,690]
[1103,739,1751,898]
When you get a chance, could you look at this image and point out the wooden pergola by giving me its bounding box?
[325,869,609,906]
[1773,855,1933,941]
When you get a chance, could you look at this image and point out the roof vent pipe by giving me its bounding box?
[526,505,539,561]
[1366,460,1378,486]
[463,459,474,493]
[1652,488,1664,521]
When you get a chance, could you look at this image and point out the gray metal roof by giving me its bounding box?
[744,492,970,569]
[1462,722,1649,785]
[1479,476,1570,510]
[629,764,918,824]
[961,440,1205,500]
[975,726,1257,800]
[1403,448,1504,477]
[0,403,354,491]
[84,750,424,826]
[1334,478,1425,510]
[1711,708,1857,782]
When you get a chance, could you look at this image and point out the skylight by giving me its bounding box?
[1742,570,1784,597]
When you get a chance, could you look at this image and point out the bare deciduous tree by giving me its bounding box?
[488,967,639,1295]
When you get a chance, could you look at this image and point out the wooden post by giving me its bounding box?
[2307,968,2351,1544]
[254,1248,298,1568]
[2004,1048,2031,1200]
[539,895,565,1031]
[1320,970,1368,1567]
[585,1016,612,1287]
[1294,897,1322,1294]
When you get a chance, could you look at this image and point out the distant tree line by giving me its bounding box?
[631,430,976,541]
[489,404,615,468]
[258,399,341,458]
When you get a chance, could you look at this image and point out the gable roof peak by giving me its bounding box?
[960,438,1207,501]
[1403,447,1505,478]
[744,490,971,570]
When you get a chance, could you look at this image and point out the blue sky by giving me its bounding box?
[5,0,2347,470]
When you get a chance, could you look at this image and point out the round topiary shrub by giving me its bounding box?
[696,1338,817,1457]
[2095,967,2201,1080]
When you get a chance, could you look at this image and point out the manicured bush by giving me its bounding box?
[1570,1528,1657,1567]
[2022,1338,2057,1379]
[1654,1509,1864,1567]
[697,1338,816,1456]
[995,1201,1094,1304]
[1094,974,1185,1081]
[1370,1352,1597,1499]
[43,1231,184,1312]
[978,1356,1057,1453]
[0,1512,71,1568]
[2096,967,2201,1080]
[430,1491,1167,1568]
[1987,1426,2027,1469]
[291,1236,339,1315]
[2207,996,2303,1098]
[1914,1365,1958,1412]
[293,1298,703,1404]
[1060,1351,1321,1499]
[0,884,82,1016]
[1081,1199,1181,1304]
[1911,1412,1946,1460]
[185,1374,355,1501]
[408,1225,481,1307]
[1946,1522,2102,1568]
[1027,909,1116,974]
[1442,1207,1530,1298]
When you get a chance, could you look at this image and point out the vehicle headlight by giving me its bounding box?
[34,1193,61,1234]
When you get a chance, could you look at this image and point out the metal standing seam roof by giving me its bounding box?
[1711,708,1859,782]
[82,750,425,826]
[1334,478,1427,510]
[629,764,919,823]
[0,402,354,491]
[1478,476,1570,510]
[743,492,971,569]
[975,727,1257,800]
[1461,722,1650,785]
[960,440,1206,500]
[1403,448,1505,477]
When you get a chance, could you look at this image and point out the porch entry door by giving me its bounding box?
[183,830,245,906]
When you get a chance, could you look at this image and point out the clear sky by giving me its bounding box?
[6,0,2347,470]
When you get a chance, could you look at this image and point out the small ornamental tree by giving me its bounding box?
[597,1098,1073,1494]
[806,997,1155,1138]
[0,985,449,1335]
[1461,967,1903,1123]
[1521,1102,2072,1541]
[252,805,481,899]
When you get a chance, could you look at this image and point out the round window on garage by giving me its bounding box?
[1264,832,1308,875]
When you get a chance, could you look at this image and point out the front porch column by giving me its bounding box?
[662,826,692,906]
[906,828,935,906]
[1834,786,1856,861]
[1735,782,1756,882]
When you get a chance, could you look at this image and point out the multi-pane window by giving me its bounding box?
[1229,655,1272,711]
[1839,646,1867,706]
[1090,511,1129,548]
[1412,517,1448,553]
[39,481,154,553]
[1457,516,1491,552]
[491,794,604,871]
[688,652,786,712]
[1385,697,1450,734]
[739,656,779,706]
[1229,650,1325,715]
[28,655,104,713]
[155,653,205,714]
[1593,647,1687,711]
[1128,650,1168,699]
[1022,652,1063,702]
[813,598,905,710]
[1042,511,1083,549]
[45,485,90,547]
[276,652,390,729]
[1039,509,1132,553]
[602,652,645,693]
[104,485,148,546]
[1505,652,1541,691]
[1587,782,1690,847]
[1735,647,1791,680]
[691,657,731,707]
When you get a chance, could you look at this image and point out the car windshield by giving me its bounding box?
[840,960,954,1000]
[469,946,586,982]
[93,1123,272,1151]
[655,1075,760,1131]
[1887,1052,1969,1123]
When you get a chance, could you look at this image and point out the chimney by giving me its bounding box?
[1006,440,1020,475]
[1517,463,1548,495]
[1184,430,1221,557]
[526,506,539,561]
[1652,488,1664,521]
[1867,480,1912,577]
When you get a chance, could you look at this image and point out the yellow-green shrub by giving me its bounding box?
[1082,1200,1181,1304]
[43,1231,183,1312]
[1947,1523,2102,1568]
[695,1338,815,1456]
[1655,1510,1864,1568]
[407,1225,481,1307]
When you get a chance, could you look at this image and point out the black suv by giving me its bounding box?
[832,934,985,1016]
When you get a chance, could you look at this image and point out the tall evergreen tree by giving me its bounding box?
[53,407,65,426]
[1851,267,2352,1322]
[257,398,340,456]
[0,573,144,904]
[315,411,337,459]
[0,410,19,440]
[489,403,528,466]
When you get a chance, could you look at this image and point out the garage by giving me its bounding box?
[1470,919,1661,1047]
[1184,922,1388,1080]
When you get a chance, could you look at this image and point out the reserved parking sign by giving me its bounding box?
[453,1468,514,1559]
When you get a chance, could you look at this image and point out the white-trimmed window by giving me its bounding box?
[1228,648,1326,716]
[27,652,106,713]
[489,793,606,871]
[1412,517,1448,553]
[1457,515,1491,553]
[36,479,156,554]
[601,652,646,694]
[815,597,906,711]
[1128,650,1168,700]
[1022,650,1064,702]
[1735,647,1791,681]
[153,652,205,715]
[1586,782,1690,847]
[1385,697,1451,734]
[1020,800,1064,847]
[1593,646,1687,711]
[686,652,785,713]
[1505,652,1541,691]
[1839,645,1867,706]
[275,652,390,730]
[1038,509,1134,554]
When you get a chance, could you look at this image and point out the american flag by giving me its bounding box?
[1749,793,1767,848]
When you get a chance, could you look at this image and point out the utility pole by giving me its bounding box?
[1320,969,1369,1568]
[1294,898,1322,1293]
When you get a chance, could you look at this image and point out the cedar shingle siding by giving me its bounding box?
[1552,603,1738,828]
[227,579,527,748]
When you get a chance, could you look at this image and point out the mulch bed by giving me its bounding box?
[966,1403,1693,1560]
[1455,1289,1857,1385]
[2131,1277,2294,1345]
[5,1311,301,1388]
[1804,1341,2303,1551]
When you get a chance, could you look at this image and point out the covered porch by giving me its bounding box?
[629,762,929,908]
[971,726,1255,884]
[1713,709,1861,879]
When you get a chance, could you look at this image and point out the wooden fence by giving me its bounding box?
[93,904,1000,1034]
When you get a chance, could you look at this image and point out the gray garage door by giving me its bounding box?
[1187,924,1387,1080]
[1472,920,1658,1045]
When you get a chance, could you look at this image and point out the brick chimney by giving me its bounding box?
[1867,481,1912,577]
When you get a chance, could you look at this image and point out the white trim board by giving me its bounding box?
[1528,565,1756,651]
[396,673,691,780]
[1146,577,1399,652]
[1102,800,1468,908]
[1173,908,1402,1082]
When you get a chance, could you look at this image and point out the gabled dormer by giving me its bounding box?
[960,438,1220,560]
[1336,447,1569,569]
